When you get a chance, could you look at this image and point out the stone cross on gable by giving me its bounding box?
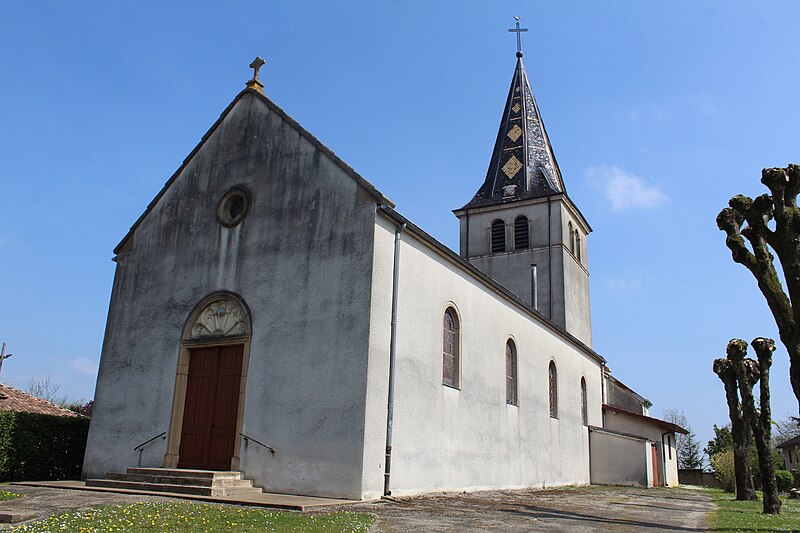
[246,56,266,93]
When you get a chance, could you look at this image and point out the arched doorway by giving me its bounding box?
[163,293,251,470]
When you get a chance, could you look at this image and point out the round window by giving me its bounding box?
[217,186,251,227]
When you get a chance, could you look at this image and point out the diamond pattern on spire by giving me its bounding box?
[460,56,565,210]
[502,156,523,178]
[507,124,522,142]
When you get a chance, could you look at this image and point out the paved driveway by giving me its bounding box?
[346,485,715,532]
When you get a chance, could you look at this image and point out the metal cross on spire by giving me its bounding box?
[508,16,528,58]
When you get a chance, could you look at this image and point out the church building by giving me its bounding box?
[83,36,683,500]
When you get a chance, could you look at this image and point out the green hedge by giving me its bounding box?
[775,469,794,492]
[0,411,90,481]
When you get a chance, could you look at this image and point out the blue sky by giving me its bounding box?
[1,1,799,451]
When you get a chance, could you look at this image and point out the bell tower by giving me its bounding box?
[453,20,592,345]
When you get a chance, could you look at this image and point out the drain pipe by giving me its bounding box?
[384,221,406,497]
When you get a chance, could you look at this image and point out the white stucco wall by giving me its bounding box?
[364,214,603,497]
[589,429,649,487]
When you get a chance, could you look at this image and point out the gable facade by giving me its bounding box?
[84,90,386,499]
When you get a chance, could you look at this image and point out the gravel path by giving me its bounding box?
[345,485,715,532]
[0,484,715,531]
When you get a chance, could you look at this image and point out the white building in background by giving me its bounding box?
[82,46,684,500]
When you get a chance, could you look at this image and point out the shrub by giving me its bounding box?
[0,411,90,481]
[711,450,736,492]
[775,469,794,492]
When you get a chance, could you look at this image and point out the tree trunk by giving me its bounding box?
[751,338,782,514]
[713,355,757,501]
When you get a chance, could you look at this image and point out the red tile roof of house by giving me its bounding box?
[0,383,79,417]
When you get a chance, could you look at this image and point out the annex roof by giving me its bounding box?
[602,404,688,435]
[0,383,79,417]
[605,373,653,409]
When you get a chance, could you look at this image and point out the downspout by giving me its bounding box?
[600,363,607,405]
[600,363,607,427]
[384,222,406,497]
[465,211,470,258]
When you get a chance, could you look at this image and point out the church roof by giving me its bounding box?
[461,55,565,210]
[378,204,606,366]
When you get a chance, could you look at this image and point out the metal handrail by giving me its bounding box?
[240,433,276,455]
[133,432,166,452]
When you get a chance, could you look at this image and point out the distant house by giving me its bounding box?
[777,435,800,471]
[0,383,78,417]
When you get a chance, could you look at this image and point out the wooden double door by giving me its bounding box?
[178,344,243,470]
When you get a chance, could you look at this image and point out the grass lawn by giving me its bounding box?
[8,501,374,532]
[703,487,800,532]
[0,490,23,501]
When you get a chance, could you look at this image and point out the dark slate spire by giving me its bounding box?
[462,55,565,209]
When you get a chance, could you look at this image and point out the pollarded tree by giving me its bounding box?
[717,164,800,414]
[713,353,757,501]
[727,338,781,514]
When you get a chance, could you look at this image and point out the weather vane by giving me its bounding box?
[508,16,528,58]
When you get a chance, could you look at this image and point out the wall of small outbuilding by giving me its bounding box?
[602,410,679,487]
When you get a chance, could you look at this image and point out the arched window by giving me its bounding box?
[567,222,574,254]
[506,340,518,406]
[514,216,529,250]
[442,308,460,388]
[580,377,588,426]
[548,361,558,418]
[575,231,582,262]
[491,220,506,253]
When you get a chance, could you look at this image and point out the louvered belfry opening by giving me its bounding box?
[491,220,506,253]
[514,216,529,249]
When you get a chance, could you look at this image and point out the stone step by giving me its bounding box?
[125,468,243,480]
[85,479,263,497]
[107,472,255,488]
